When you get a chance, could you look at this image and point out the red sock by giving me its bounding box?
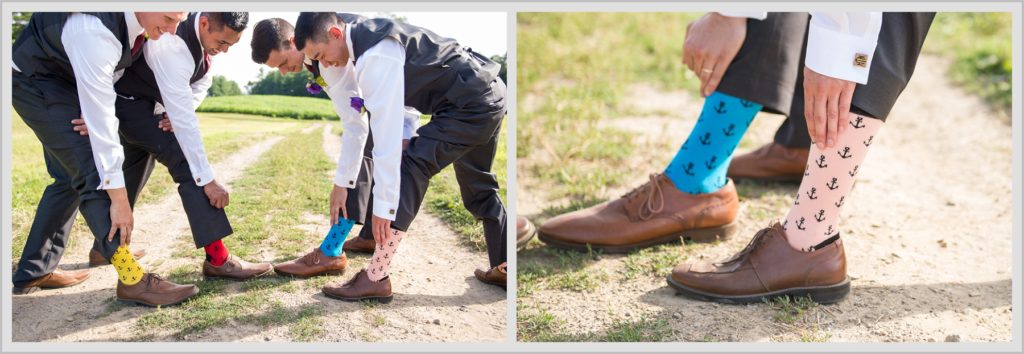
[204,240,230,266]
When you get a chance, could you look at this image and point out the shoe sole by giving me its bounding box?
[322,291,393,304]
[538,220,739,254]
[273,267,346,279]
[204,267,275,281]
[475,275,507,290]
[117,287,200,308]
[666,275,851,305]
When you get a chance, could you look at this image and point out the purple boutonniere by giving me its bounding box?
[350,97,366,113]
[306,76,327,95]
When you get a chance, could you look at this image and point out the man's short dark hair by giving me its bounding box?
[205,12,249,33]
[294,12,340,51]
[250,18,294,64]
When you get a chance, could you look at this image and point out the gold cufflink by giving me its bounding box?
[104,180,110,185]
[854,53,868,68]
[389,209,395,215]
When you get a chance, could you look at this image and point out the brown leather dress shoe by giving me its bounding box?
[727,142,810,183]
[667,222,850,304]
[89,248,146,267]
[342,236,376,254]
[321,269,393,303]
[516,216,536,250]
[116,273,199,307]
[12,268,91,295]
[538,173,739,253]
[474,263,507,289]
[273,248,348,278]
[202,255,273,281]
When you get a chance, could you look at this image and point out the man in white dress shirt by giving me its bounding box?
[12,12,203,307]
[70,12,274,282]
[291,13,509,302]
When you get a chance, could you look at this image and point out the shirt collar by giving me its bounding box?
[193,12,202,46]
[124,12,145,45]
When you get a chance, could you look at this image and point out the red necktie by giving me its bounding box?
[203,52,211,70]
[130,34,145,56]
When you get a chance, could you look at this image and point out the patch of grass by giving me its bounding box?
[622,244,685,280]
[600,317,673,342]
[287,305,325,342]
[197,95,338,120]
[518,305,672,342]
[764,295,818,325]
[518,247,606,292]
[924,13,1012,114]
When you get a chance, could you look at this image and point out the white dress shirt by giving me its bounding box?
[325,24,406,221]
[143,13,216,186]
[310,57,420,141]
[61,12,145,190]
[718,11,883,84]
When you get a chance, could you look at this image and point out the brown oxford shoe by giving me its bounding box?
[12,268,91,295]
[342,236,376,254]
[727,142,810,183]
[202,255,273,281]
[273,248,348,278]
[116,273,199,307]
[89,248,146,267]
[474,263,507,289]
[322,269,393,304]
[538,173,739,253]
[516,216,537,250]
[668,222,850,304]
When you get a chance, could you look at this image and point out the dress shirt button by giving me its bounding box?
[349,180,355,186]
[389,209,395,215]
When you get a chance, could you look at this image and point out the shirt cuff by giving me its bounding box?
[98,171,126,190]
[372,200,398,221]
[805,20,877,85]
[717,11,767,20]
[192,168,215,187]
[333,166,359,189]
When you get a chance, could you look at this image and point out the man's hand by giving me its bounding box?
[106,188,134,247]
[72,116,88,136]
[329,185,349,226]
[683,13,748,97]
[371,215,393,247]
[203,180,230,209]
[802,67,856,149]
[157,113,174,132]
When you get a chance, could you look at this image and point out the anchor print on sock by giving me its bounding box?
[705,156,717,170]
[740,99,754,108]
[806,187,818,200]
[804,164,811,176]
[713,101,727,114]
[814,209,826,222]
[782,219,788,230]
[683,162,695,176]
[864,136,874,147]
[796,217,806,230]
[849,165,859,177]
[794,193,800,205]
[699,132,712,145]
[835,196,845,208]
[825,225,835,235]
[851,116,866,129]
[838,146,853,159]
[722,124,735,137]
[816,154,828,168]
[826,177,839,190]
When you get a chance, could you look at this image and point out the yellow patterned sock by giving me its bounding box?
[111,246,145,285]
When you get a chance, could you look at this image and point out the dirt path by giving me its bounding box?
[13,122,505,342]
[11,135,286,342]
[518,54,1013,342]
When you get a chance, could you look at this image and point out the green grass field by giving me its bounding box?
[197,95,337,120]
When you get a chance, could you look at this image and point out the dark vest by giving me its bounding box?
[114,12,210,103]
[305,13,369,81]
[348,18,501,114]
[12,12,140,83]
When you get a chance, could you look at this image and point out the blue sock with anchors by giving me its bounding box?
[664,91,762,194]
[319,218,355,257]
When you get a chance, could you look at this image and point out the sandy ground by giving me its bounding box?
[516,55,1014,342]
[12,123,506,342]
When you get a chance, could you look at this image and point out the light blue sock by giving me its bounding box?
[319,218,355,257]
[664,91,762,194]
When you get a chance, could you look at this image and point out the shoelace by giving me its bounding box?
[143,274,163,289]
[622,173,665,221]
[716,227,774,266]
[302,249,321,265]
